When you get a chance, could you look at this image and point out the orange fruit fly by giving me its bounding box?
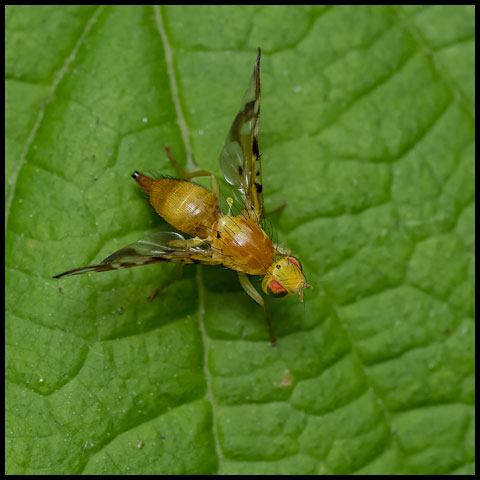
[54,48,312,343]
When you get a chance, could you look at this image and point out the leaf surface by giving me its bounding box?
[5,5,475,475]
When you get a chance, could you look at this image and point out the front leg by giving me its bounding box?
[237,273,277,346]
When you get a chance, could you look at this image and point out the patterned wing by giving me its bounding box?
[219,47,263,220]
[53,232,219,278]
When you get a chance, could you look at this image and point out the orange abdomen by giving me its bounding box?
[133,172,221,238]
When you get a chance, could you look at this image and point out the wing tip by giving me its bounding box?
[52,270,78,279]
[52,270,76,279]
[52,264,106,278]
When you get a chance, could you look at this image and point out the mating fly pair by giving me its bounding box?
[54,48,312,343]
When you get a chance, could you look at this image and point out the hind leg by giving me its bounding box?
[165,145,212,180]
[165,146,220,207]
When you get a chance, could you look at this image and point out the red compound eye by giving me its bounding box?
[267,279,288,297]
[287,257,302,271]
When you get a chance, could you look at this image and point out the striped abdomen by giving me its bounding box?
[133,172,221,238]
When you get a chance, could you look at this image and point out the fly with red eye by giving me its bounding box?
[53,48,312,344]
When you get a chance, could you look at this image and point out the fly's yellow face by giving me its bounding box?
[262,257,312,302]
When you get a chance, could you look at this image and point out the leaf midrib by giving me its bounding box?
[154,6,223,472]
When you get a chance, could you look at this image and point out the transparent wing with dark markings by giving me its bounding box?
[219,48,263,220]
[53,231,218,278]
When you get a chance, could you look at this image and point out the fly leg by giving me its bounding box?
[165,146,212,180]
[148,231,206,300]
[148,263,184,301]
[164,146,221,209]
[167,236,208,248]
[237,273,277,346]
[264,200,287,217]
[148,237,218,300]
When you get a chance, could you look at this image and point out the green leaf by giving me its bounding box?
[6,5,475,475]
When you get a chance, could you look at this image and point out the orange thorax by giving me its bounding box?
[211,215,275,275]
